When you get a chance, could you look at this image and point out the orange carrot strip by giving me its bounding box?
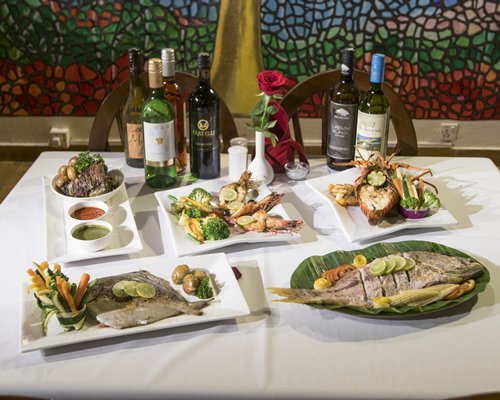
[74,273,90,309]
[393,178,403,197]
[27,268,37,277]
[54,263,61,272]
[64,281,77,313]
[40,261,49,269]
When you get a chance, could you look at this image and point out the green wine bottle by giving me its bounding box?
[355,53,390,160]
[142,58,177,188]
[327,48,360,171]
[121,48,146,168]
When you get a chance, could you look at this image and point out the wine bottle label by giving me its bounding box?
[191,114,219,146]
[355,110,388,159]
[327,102,357,160]
[126,123,144,159]
[143,120,175,167]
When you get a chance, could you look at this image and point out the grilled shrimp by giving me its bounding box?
[219,170,253,204]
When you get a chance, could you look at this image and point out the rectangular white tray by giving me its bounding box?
[21,253,250,352]
[43,176,143,263]
[306,168,459,242]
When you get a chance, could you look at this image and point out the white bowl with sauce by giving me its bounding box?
[70,220,113,252]
[67,200,109,222]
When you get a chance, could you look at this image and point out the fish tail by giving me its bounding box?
[268,287,323,304]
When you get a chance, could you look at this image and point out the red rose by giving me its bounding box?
[257,70,287,95]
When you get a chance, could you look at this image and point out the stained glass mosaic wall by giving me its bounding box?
[0,0,498,120]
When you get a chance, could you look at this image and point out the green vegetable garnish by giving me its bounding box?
[74,151,104,174]
[188,188,212,205]
[200,216,230,241]
[400,196,419,210]
[422,191,441,215]
[196,276,214,299]
[184,207,203,219]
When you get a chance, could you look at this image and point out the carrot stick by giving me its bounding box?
[74,273,90,309]
[393,178,403,197]
[27,268,36,277]
[40,261,49,269]
[61,280,77,313]
[54,263,61,272]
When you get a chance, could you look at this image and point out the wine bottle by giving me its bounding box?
[188,52,221,179]
[355,53,390,160]
[327,48,360,171]
[162,48,187,175]
[121,48,146,168]
[142,58,177,188]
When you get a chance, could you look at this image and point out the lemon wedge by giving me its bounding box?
[353,254,367,268]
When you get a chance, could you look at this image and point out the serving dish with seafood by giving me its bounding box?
[269,240,489,317]
[21,253,250,352]
[305,156,458,242]
[155,171,303,257]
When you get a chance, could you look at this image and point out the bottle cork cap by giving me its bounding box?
[147,58,162,74]
[161,48,175,63]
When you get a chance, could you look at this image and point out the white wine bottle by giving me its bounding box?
[355,53,390,160]
[142,58,177,188]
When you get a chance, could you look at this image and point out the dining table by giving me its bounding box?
[1,151,500,400]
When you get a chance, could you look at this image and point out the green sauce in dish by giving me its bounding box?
[72,225,110,240]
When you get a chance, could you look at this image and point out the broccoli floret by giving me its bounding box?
[196,276,214,299]
[74,151,104,174]
[200,216,230,241]
[422,191,441,214]
[400,196,419,210]
[188,188,212,205]
[185,207,203,219]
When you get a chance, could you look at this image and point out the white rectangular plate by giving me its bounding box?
[154,179,301,257]
[21,253,250,352]
[305,168,458,242]
[43,176,143,263]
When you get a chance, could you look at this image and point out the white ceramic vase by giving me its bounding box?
[247,131,274,185]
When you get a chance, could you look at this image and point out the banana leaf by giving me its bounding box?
[290,240,490,317]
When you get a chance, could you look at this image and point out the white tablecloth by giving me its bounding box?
[1,152,499,399]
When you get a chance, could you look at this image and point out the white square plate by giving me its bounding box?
[43,176,143,263]
[305,168,459,242]
[21,253,250,352]
[154,179,301,257]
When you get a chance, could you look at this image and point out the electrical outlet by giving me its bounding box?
[439,123,459,142]
[49,127,70,148]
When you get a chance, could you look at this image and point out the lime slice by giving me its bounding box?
[353,254,367,268]
[367,171,386,187]
[112,281,129,298]
[403,258,416,271]
[123,280,139,297]
[369,260,387,276]
[393,256,407,271]
[228,201,244,211]
[136,282,156,299]
[236,215,255,226]
[385,258,397,274]
[221,188,238,202]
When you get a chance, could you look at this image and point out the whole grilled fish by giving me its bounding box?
[86,270,209,329]
[269,252,484,308]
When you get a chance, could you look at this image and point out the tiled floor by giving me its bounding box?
[0,161,32,203]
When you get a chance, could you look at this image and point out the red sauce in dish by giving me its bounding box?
[71,206,105,220]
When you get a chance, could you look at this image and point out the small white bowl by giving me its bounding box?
[68,200,109,222]
[284,161,310,180]
[51,169,124,203]
[70,220,113,252]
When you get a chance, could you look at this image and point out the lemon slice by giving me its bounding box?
[393,256,407,271]
[367,171,386,187]
[123,280,139,297]
[136,282,156,299]
[403,258,416,271]
[112,281,129,298]
[221,187,238,202]
[236,215,255,226]
[353,254,367,268]
[228,201,244,211]
[385,258,397,274]
[313,277,332,290]
[369,260,387,276]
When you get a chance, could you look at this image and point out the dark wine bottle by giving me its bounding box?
[355,53,390,160]
[162,48,187,175]
[188,52,221,179]
[142,58,177,188]
[327,48,360,171]
[121,48,146,168]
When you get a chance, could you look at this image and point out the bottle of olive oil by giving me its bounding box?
[121,48,146,168]
[327,48,360,171]
[162,48,187,175]
[188,53,221,179]
[355,53,390,160]
[142,58,177,188]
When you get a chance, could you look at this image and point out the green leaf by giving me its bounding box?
[251,99,265,116]
[267,105,279,115]
[266,120,277,128]
[290,240,490,317]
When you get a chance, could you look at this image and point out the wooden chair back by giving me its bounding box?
[279,69,418,156]
[88,71,238,152]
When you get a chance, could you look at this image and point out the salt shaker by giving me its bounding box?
[230,137,249,148]
[228,145,248,181]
